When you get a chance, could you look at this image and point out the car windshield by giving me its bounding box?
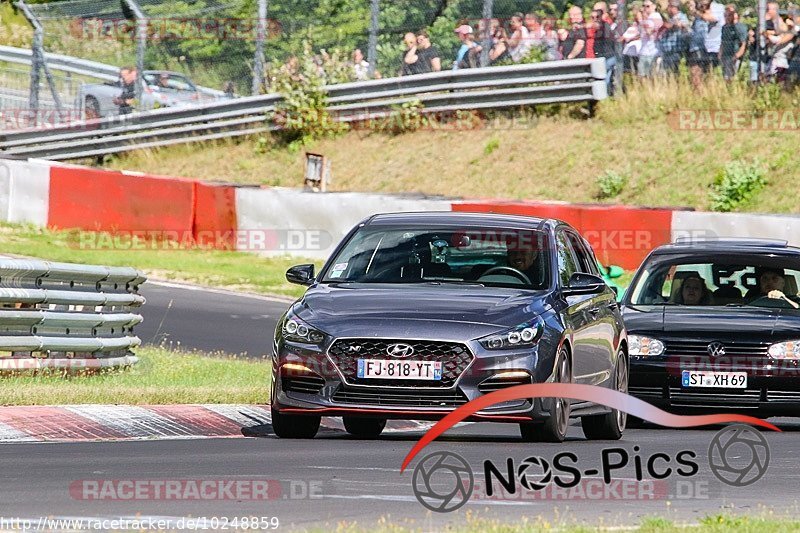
[321,226,551,289]
[143,73,196,93]
[628,259,800,310]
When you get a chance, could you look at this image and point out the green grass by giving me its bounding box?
[0,345,269,405]
[105,76,800,214]
[315,514,800,532]
[0,224,320,299]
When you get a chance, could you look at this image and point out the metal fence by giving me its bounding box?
[0,59,607,161]
[0,258,146,370]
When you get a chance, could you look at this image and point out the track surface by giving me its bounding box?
[137,281,289,357]
[1,421,798,530]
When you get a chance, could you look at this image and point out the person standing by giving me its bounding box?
[400,32,422,76]
[719,5,747,81]
[638,0,664,77]
[702,0,726,70]
[591,9,617,93]
[507,13,532,62]
[453,25,481,69]
[416,32,441,72]
[563,6,587,60]
[114,66,137,115]
[659,0,690,74]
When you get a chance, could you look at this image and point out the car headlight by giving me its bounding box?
[768,340,800,360]
[479,319,544,350]
[281,311,326,344]
[629,335,665,357]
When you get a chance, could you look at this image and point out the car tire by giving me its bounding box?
[520,346,572,443]
[271,406,320,439]
[343,417,386,439]
[581,349,628,441]
[85,96,101,120]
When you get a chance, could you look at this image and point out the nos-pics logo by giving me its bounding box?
[411,424,770,513]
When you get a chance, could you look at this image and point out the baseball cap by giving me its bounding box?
[454,24,473,35]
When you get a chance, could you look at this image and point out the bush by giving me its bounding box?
[710,159,767,212]
[267,41,349,149]
[595,170,628,199]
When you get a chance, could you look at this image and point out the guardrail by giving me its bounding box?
[0,258,146,370]
[0,59,607,160]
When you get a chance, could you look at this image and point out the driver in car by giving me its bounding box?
[749,267,800,308]
[505,246,544,287]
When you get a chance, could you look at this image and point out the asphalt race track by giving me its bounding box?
[137,281,289,357]
[1,421,798,529]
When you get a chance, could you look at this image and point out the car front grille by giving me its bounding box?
[664,340,770,358]
[328,338,474,388]
[331,386,468,408]
[668,387,762,408]
[282,375,325,394]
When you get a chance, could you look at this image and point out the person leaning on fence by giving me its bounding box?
[719,5,748,81]
[113,66,137,115]
[453,24,482,69]
[659,0,690,75]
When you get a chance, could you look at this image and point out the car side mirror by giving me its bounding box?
[286,264,315,286]
[563,273,607,296]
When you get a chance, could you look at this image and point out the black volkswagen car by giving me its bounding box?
[622,238,800,415]
[271,212,628,442]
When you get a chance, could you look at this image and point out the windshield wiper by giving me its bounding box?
[411,280,486,287]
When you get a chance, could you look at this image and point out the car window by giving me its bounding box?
[628,259,800,309]
[144,73,196,92]
[321,226,551,290]
[567,232,599,276]
[556,232,579,286]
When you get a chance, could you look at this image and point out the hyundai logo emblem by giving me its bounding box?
[708,342,726,358]
[387,343,414,358]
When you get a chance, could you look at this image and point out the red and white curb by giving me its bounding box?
[0,405,434,443]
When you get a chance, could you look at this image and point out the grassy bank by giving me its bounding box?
[106,77,800,214]
[0,346,269,405]
[0,224,319,299]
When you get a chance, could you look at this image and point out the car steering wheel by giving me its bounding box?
[480,266,531,285]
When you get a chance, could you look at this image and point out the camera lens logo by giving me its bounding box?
[517,456,552,491]
[708,424,770,487]
[411,451,473,513]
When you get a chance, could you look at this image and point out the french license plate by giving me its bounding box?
[357,359,442,380]
[681,370,747,388]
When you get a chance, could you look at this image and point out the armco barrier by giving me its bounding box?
[0,258,145,369]
[452,201,674,270]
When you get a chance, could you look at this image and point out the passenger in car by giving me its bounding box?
[674,274,712,305]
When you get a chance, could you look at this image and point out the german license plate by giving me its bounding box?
[681,370,747,388]
[357,359,442,380]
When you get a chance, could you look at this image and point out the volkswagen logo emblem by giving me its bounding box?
[387,343,414,358]
[707,342,726,358]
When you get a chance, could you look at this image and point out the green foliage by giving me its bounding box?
[710,159,767,212]
[267,41,349,149]
[595,170,628,199]
[369,99,427,135]
[484,137,500,155]
[750,83,784,116]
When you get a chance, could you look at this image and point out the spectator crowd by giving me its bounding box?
[366,1,800,92]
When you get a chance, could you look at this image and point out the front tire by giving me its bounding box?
[520,346,572,443]
[343,417,386,439]
[582,349,628,440]
[271,406,320,438]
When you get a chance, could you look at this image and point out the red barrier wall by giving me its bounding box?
[48,166,194,233]
[452,201,673,270]
[192,183,238,249]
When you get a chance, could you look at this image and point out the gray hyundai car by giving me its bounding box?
[271,212,628,442]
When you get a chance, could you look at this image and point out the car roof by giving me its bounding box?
[652,238,800,257]
[364,211,563,231]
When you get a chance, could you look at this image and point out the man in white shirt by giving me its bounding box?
[703,0,726,69]
[638,0,663,76]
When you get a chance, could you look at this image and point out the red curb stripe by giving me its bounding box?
[0,407,129,442]
[146,405,244,437]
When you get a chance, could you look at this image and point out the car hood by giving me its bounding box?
[623,304,800,336]
[293,283,552,340]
